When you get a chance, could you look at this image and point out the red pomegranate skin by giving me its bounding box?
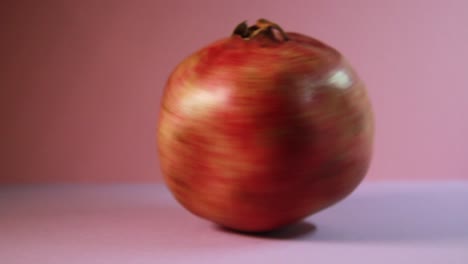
[157,27,374,232]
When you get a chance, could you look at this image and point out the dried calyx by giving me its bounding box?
[232,19,289,42]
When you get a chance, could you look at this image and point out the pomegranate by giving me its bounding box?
[157,19,374,232]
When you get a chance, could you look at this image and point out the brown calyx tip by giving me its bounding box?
[232,18,289,42]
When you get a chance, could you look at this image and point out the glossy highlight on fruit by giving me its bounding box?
[157,19,374,232]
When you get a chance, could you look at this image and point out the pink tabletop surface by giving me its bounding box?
[1,182,467,264]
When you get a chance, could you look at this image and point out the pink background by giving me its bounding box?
[1,0,467,184]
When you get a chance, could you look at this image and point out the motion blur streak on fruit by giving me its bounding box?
[157,19,374,232]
